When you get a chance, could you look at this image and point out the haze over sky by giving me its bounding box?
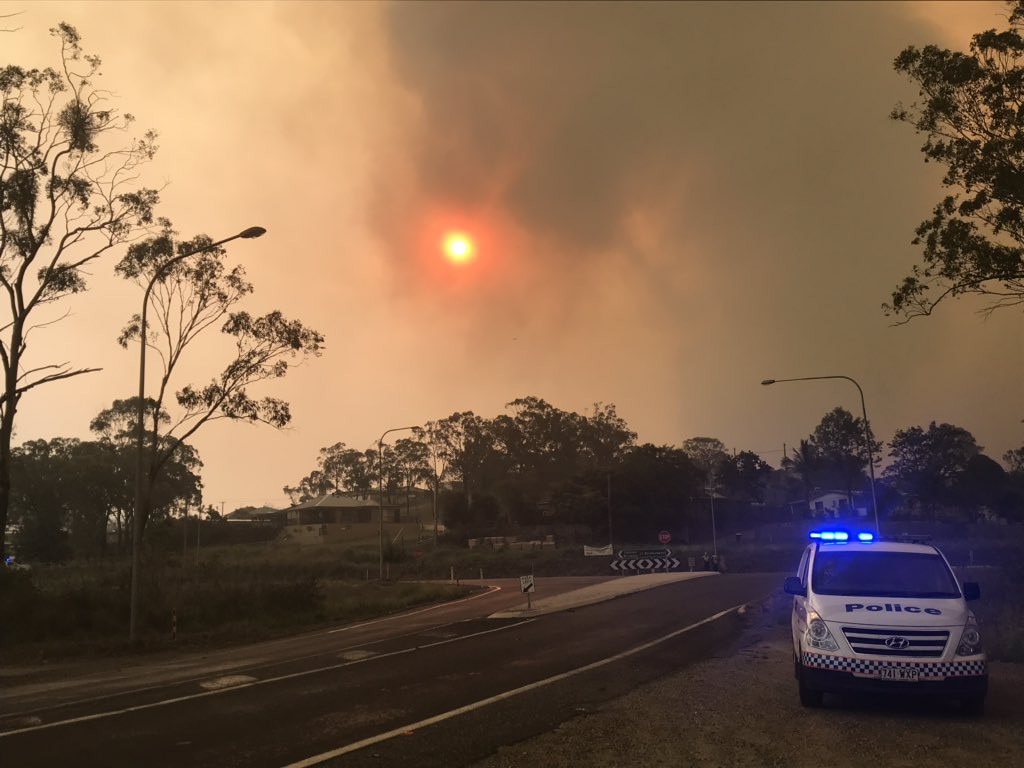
[2,1,1021,512]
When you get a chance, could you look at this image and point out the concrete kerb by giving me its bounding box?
[488,571,719,619]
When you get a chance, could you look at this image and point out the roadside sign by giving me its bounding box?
[658,530,671,544]
[520,574,535,593]
[611,557,680,572]
[617,548,671,559]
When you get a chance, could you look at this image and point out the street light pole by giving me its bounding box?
[761,375,880,535]
[606,472,613,550]
[129,226,265,644]
[378,425,418,580]
[709,488,717,556]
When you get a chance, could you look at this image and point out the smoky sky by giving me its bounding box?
[3,1,1020,510]
[377,2,923,261]
[362,0,1020,469]
[366,1,965,360]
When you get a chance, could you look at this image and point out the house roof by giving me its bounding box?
[808,490,869,504]
[289,494,386,510]
[226,505,282,519]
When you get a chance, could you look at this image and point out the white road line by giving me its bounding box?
[282,602,747,768]
[0,617,534,738]
[327,585,502,633]
[198,675,258,690]
[4,585,506,718]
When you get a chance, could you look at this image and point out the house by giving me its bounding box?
[803,490,869,519]
[285,494,404,526]
[225,506,285,525]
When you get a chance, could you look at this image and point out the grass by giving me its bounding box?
[4,519,1023,662]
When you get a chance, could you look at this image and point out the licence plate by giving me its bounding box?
[875,667,919,681]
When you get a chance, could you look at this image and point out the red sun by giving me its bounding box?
[442,232,475,265]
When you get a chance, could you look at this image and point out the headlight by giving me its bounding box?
[957,622,983,656]
[806,613,839,651]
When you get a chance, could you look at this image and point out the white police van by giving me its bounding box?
[784,530,987,714]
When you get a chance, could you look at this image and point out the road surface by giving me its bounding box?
[1,572,778,767]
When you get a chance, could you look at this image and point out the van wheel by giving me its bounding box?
[961,694,986,717]
[797,665,823,708]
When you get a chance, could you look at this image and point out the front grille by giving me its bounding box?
[841,626,949,658]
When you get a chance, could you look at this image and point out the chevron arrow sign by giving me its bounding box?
[611,557,681,571]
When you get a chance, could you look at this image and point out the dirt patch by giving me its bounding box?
[473,594,1024,768]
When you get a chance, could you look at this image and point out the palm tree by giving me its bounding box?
[782,440,819,518]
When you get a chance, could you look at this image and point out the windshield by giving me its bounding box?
[811,551,960,598]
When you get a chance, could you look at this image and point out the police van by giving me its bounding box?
[784,530,987,714]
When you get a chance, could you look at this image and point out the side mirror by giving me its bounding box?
[784,576,805,596]
[963,581,981,601]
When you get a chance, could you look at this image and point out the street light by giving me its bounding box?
[761,375,880,534]
[129,226,266,644]
[378,425,418,580]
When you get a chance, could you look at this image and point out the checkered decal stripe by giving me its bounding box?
[803,652,986,679]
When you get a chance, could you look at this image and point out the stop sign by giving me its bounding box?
[658,530,671,544]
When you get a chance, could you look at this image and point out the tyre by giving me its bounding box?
[797,662,824,708]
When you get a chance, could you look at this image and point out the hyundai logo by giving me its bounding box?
[885,636,910,650]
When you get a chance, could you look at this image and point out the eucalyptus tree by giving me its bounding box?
[284,443,373,503]
[1006,445,1024,476]
[393,436,429,514]
[0,24,160,560]
[414,421,451,538]
[9,432,200,560]
[581,401,636,469]
[681,436,729,491]
[888,1,1024,320]
[89,397,203,541]
[427,411,493,502]
[283,470,331,505]
[116,227,323,641]
[115,227,324,541]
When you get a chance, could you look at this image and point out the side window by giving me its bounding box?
[797,547,811,587]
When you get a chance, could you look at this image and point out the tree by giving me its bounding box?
[282,469,330,505]
[888,1,1024,320]
[1005,445,1024,475]
[8,431,200,561]
[781,438,821,513]
[115,227,324,539]
[9,438,75,561]
[116,227,323,642]
[884,421,981,517]
[809,407,880,505]
[393,436,429,518]
[613,444,704,541]
[681,436,729,490]
[954,454,1007,516]
[581,402,637,468]
[89,397,203,547]
[427,411,496,502]
[718,450,772,503]
[0,24,159,560]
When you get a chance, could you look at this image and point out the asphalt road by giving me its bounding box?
[0,573,779,768]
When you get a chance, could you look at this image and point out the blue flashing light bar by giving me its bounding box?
[809,530,876,543]
[810,530,849,541]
